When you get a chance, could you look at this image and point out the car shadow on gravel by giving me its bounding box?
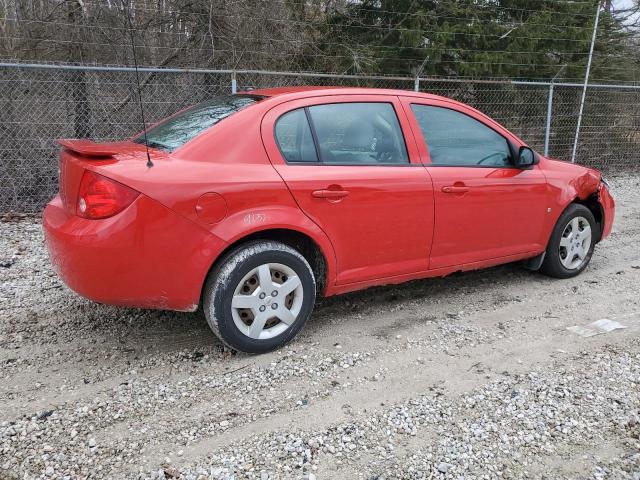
[312,262,533,320]
[40,260,543,360]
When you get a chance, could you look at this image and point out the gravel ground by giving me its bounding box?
[1,175,639,480]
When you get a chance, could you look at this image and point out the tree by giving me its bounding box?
[311,0,639,82]
[0,0,637,81]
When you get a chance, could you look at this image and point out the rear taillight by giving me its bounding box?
[77,170,139,219]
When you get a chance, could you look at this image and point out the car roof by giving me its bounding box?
[242,86,337,96]
[240,86,444,101]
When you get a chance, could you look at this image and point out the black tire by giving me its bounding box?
[540,204,597,279]
[203,240,316,353]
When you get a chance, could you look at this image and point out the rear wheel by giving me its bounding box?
[203,241,316,353]
[540,204,596,278]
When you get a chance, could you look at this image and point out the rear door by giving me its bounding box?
[400,96,548,269]
[261,95,434,285]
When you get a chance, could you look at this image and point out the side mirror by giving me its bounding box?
[515,146,536,168]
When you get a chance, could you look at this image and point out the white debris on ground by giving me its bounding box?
[1,174,639,479]
[568,318,629,337]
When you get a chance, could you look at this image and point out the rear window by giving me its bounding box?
[133,95,262,151]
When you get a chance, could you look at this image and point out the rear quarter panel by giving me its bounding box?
[44,194,225,311]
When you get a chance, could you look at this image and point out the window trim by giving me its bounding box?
[409,103,518,169]
[304,107,323,164]
[273,107,320,164]
[274,101,412,167]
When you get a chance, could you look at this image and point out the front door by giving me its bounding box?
[262,95,434,285]
[401,97,549,269]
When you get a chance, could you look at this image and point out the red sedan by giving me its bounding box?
[43,87,615,353]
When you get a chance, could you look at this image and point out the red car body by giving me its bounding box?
[43,87,615,312]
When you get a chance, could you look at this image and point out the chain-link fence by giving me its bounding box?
[1,63,639,213]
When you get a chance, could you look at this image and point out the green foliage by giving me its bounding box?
[311,0,638,81]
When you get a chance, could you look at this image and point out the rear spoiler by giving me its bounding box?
[58,139,120,157]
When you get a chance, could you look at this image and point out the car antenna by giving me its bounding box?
[121,0,153,168]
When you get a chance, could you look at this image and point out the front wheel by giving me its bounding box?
[203,240,316,353]
[540,204,597,279]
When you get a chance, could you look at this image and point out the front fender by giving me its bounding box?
[541,159,603,244]
[556,168,601,206]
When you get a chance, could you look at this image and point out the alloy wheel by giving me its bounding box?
[559,216,592,270]
[231,263,303,340]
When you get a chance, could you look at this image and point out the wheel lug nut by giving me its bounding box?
[259,292,266,299]
[272,291,278,297]
[271,303,278,310]
[259,305,266,312]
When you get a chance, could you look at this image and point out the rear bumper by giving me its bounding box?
[43,194,226,311]
[599,183,615,240]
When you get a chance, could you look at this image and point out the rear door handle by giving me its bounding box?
[312,189,350,199]
[442,185,470,194]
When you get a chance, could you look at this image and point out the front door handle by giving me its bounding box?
[442,185,470,194]
[312,189,350,199]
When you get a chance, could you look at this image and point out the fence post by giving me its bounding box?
[544,82,554,156]
[571,1,602,163]
[414,76,420,92]
[231,71,237,94]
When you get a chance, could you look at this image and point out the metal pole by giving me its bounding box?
[414,55,429,92]
[231,70,237,94]
[544,82,554,156]
[571,1,602,163]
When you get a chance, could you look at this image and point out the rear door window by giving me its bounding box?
[133,95,262,151]
[307,103,409,165]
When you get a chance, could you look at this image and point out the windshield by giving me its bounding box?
[133,95,262,151]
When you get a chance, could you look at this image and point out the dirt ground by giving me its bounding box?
[1,175,639,480]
